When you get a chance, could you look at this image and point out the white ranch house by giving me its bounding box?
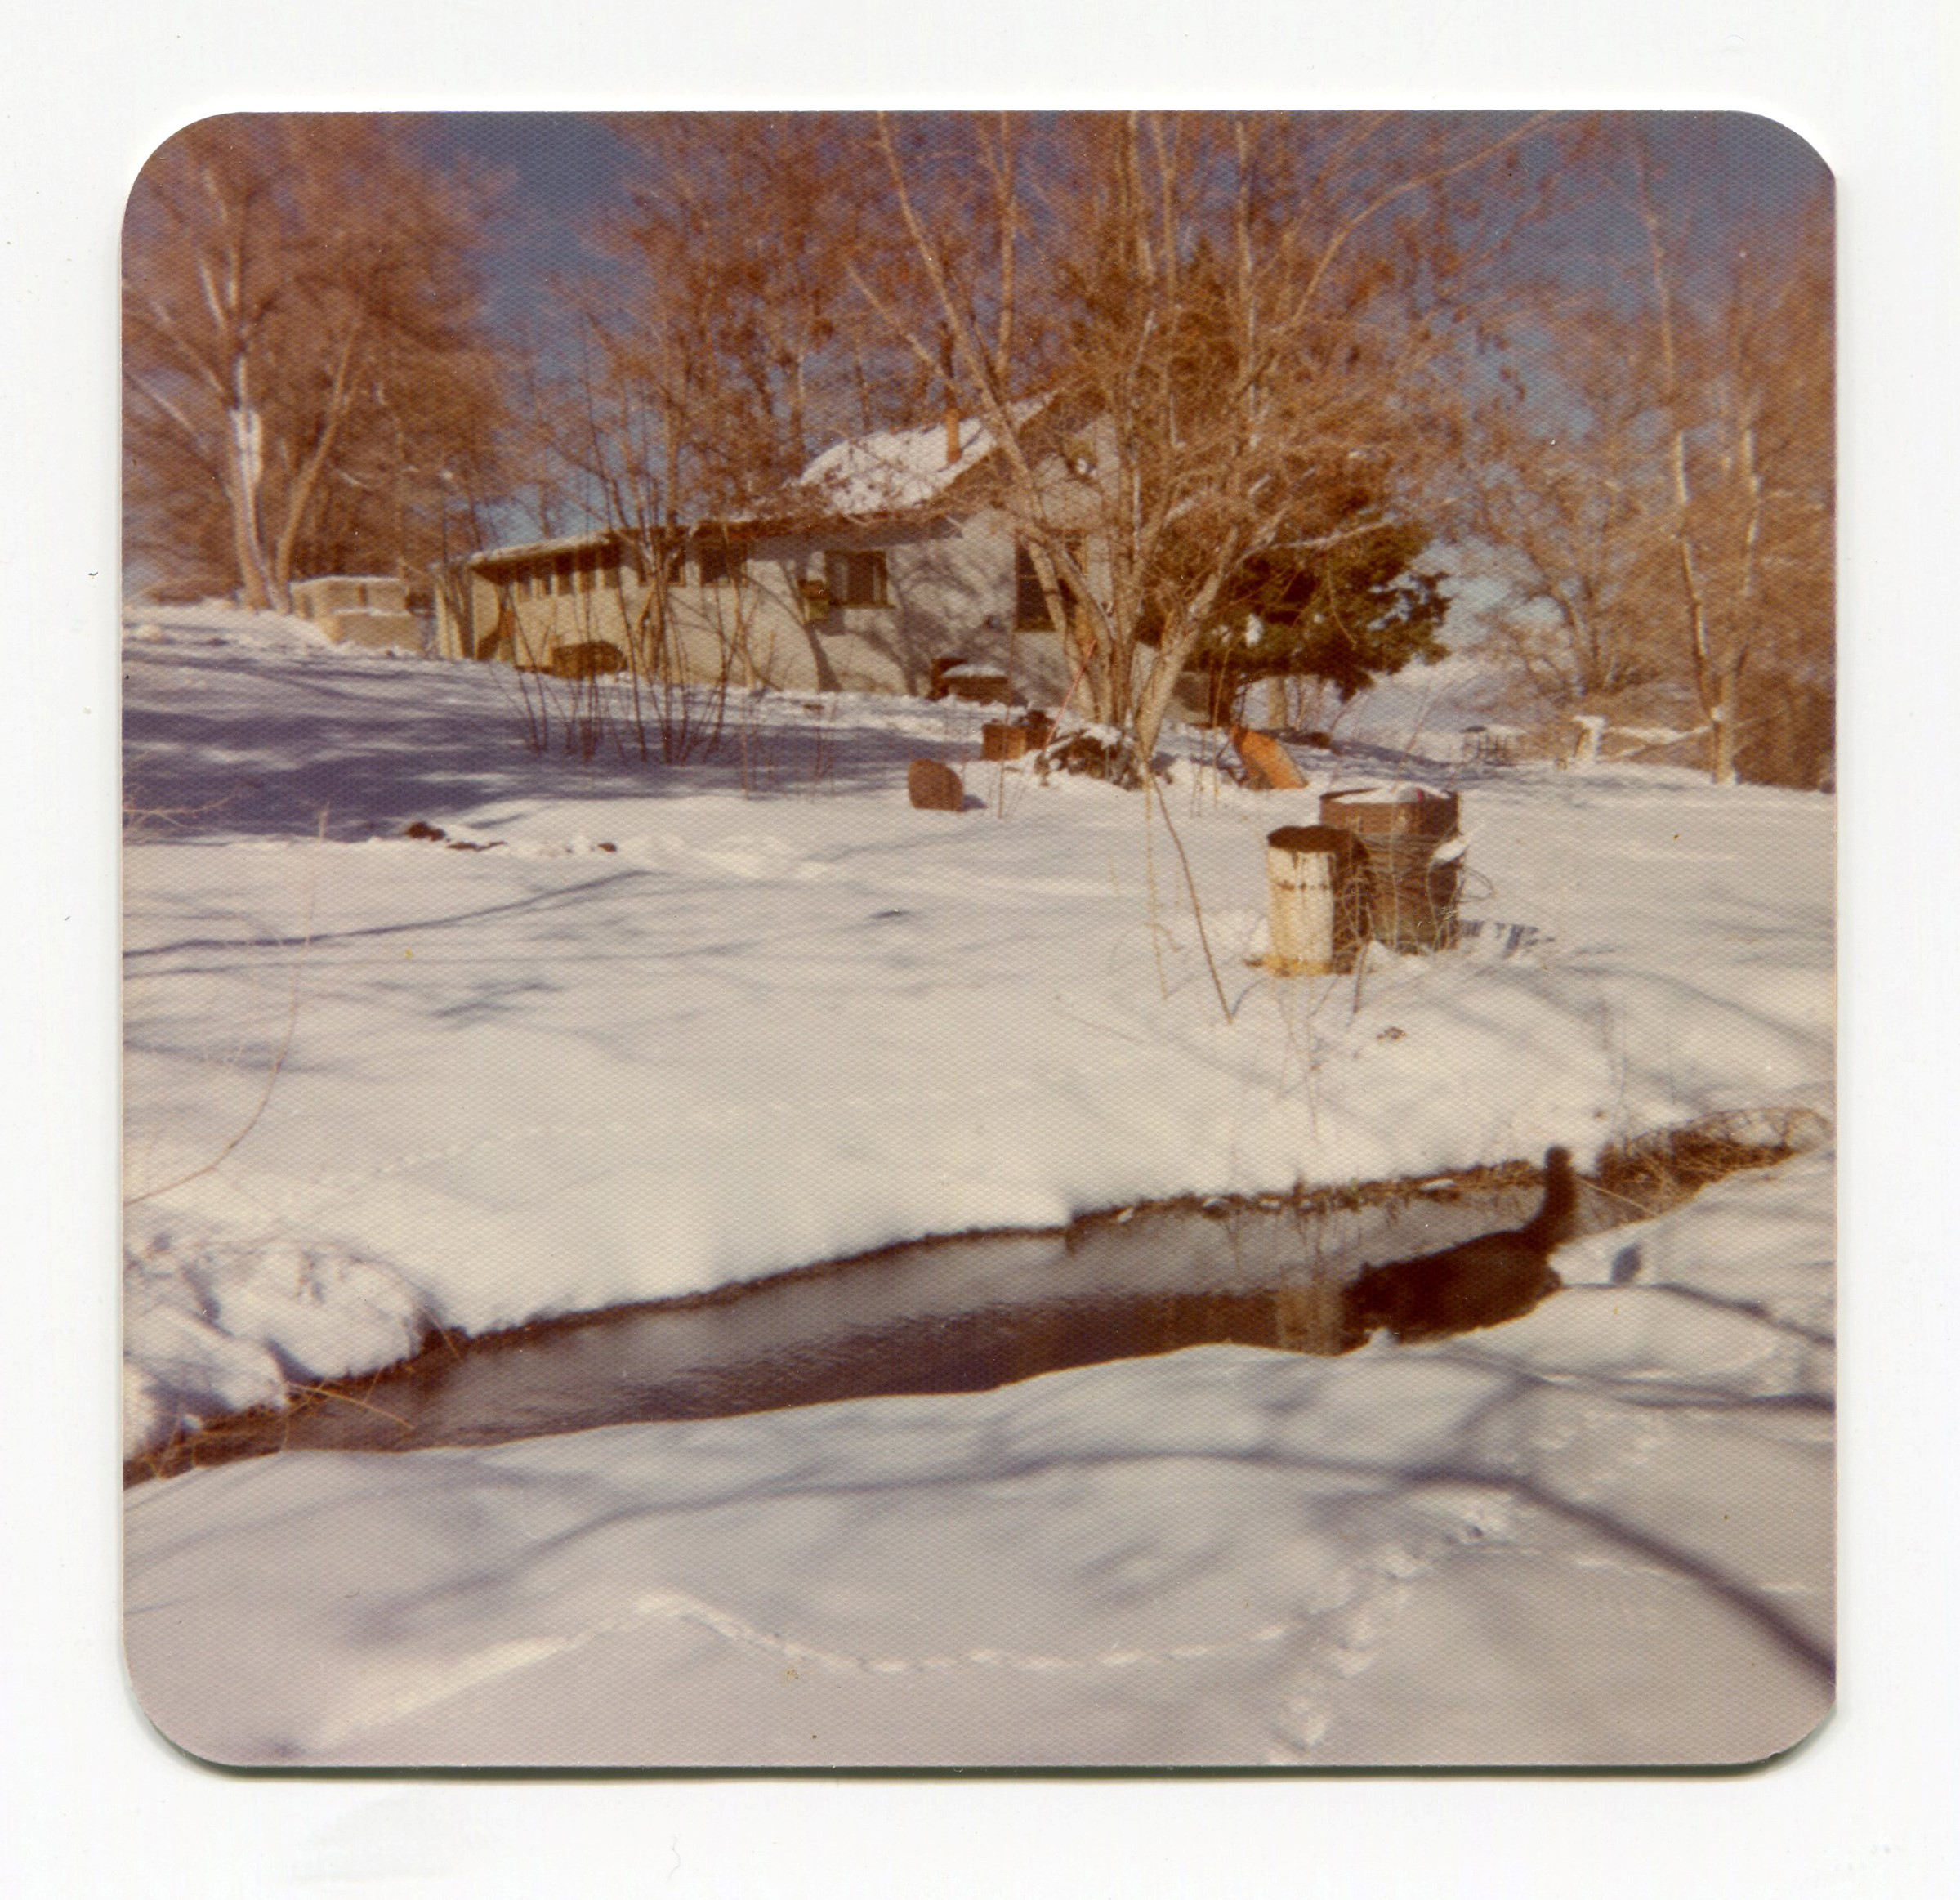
[435,409,1096,705]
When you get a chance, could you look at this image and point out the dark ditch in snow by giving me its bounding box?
[128,1113,1824,1485]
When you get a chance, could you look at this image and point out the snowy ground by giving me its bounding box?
[125,1145,1834,1767]
[121,605,1835,1765]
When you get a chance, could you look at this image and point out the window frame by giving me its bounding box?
[695,532,748,588]
[824,548,891,611]
[1015,537,1081,633]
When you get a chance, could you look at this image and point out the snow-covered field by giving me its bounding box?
[126,1147,1833,1766]
[121,605,1835,1765]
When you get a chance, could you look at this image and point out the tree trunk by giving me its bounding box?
[1131,557,1239,770]
[222,396,274,610]
[268,322,364,614]
[1709,659,1743,785]
[1131,610,1212,769]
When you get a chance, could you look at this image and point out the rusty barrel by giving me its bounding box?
[980,713,1054,762]
[1318,786,1462,952]
[1266,825,1371,974]
[981,722,1030,762]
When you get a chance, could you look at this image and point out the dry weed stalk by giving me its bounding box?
[123,807,329,1207]
[1148,770,1234,1026]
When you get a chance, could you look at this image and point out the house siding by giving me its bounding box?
[436,507,1075,706]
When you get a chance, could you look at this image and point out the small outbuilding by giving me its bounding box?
[289,575,422,651]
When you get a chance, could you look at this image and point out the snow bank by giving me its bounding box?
[121,608,1835,1455]
[125,600,337,654]
[123,1206,431,1455]
[123,1147,1833,1766]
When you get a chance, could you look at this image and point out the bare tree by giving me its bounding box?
[493,119,940,757]
[861,112,1555,775]
[123,115,505,608]
[1463,290,1676,708]
[1462,123,1833,785]
[600,114,927,518]
[1636,144,1833,784]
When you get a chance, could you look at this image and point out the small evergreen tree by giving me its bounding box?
[1181,518,1449,718]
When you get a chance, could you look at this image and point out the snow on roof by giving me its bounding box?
[462,528,637,568]
[456,398,1051,562]
[784,397,1049,521]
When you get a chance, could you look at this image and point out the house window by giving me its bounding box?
[554,553,575,596]
[824,549,890,609]
[697,534,747,587]
[576,547,599,592]
[1016,539,1080,632]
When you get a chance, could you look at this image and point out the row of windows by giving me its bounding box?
[504,548,621,598]
[489,539,745,600]
[488,541,1079,626]
[490,543,886,604]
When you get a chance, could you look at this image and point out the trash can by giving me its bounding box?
[1266,825,1371,974]
[1318,786,1463,952]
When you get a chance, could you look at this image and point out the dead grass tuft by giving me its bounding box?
[1592,1106,1830,1220]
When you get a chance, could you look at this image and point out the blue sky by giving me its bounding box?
[425,114,635,335]
[426,110,1829,346]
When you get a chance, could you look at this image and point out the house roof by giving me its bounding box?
[458,527,641,570]
[775,397,1050,523]
[451,397,1054,569]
